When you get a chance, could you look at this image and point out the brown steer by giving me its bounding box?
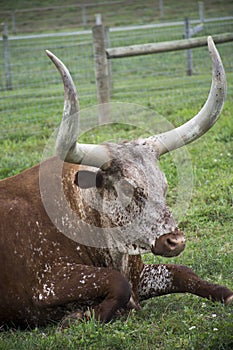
[0,36,232,328]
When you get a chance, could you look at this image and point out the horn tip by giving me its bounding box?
[207,36,214,49]
[45,50,61,69]
[45,50,53,59]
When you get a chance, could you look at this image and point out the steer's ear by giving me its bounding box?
[74,170,103,189]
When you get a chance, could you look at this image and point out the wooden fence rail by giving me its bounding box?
[92,25,233,123]
[106,32,233,59]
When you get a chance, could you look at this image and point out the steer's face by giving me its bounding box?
[75,142,186,257]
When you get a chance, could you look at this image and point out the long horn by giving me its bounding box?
[140,36,226,155]
[46,50,110,167]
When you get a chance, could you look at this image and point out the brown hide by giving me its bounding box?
[0,158,143,326]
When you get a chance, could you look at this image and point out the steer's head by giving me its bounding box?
[45,36,226,258]
[72,142,186,257]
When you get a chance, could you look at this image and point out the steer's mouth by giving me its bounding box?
[151,230,186,257]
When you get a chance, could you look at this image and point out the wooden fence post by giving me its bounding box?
[92,20,110,124]
[2,23,12,90]
[11,10,16,34]
[104,26,113,95]
[95,13,102,26]
[159,0,164,18]
[81,5,87,28]
[184,17,192,76]
[199,1,204,23]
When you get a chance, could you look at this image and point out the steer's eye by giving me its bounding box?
[117,179,135,198]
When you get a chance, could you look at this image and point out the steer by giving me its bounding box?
[0,36,232,328]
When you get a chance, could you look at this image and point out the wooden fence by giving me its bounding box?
[92,22,233,123]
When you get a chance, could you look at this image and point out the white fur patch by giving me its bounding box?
[138,264,173,299]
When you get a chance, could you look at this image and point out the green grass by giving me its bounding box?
[0,1,233,349]
[0,299,233,349]
[1,99,232,349]
[0,0,232,34]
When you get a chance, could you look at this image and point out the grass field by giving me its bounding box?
[0,1,233,349]
[0,0,233,34]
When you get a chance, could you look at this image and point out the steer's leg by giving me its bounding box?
[34,264,131,326]
[138,264,233,304]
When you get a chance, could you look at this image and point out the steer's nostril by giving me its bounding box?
[166,238,177,248]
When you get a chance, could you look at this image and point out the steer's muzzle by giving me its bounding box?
[151,229,186,257]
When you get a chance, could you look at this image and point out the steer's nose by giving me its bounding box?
[165,235,185,251]
[152,230,186,257]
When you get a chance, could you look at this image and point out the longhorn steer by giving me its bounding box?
[0,37,232,328]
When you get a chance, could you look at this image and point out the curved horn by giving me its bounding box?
[141,36,226,155]
[46,50,110,167]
